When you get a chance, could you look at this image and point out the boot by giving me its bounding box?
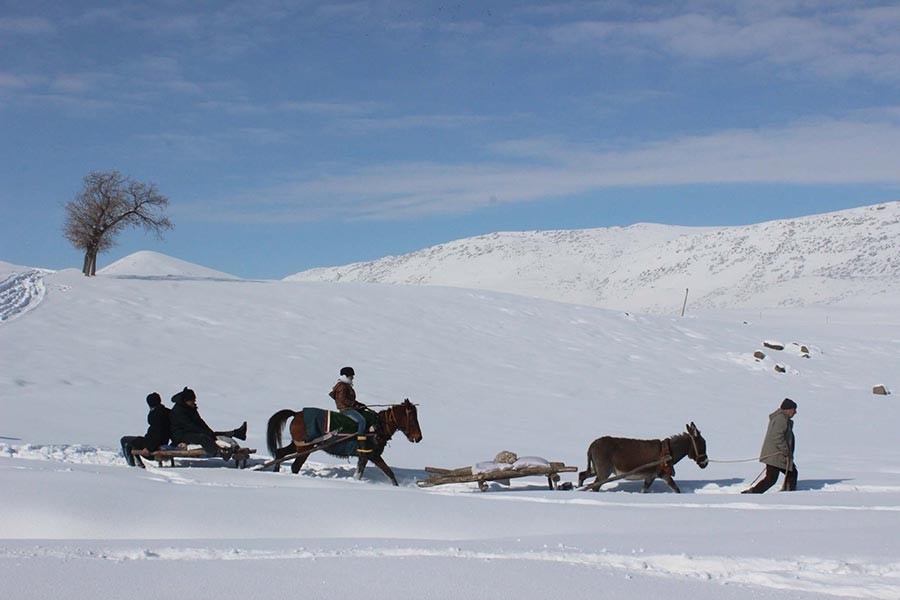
[232,421,247,441]
[356,435,373,454]
[123,445,136,467]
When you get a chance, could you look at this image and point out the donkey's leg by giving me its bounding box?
[591,454,614,492]
[369,454,399,486]
[661,473,681,493]
[354,456,369,480]
[578,448,595,488]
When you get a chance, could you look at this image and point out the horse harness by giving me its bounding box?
[687,430,708,465]
[382,403,411,435]
[659,439,674,476]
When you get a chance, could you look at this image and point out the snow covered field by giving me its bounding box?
[2,257,899,599]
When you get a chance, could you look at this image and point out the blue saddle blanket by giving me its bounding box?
[301,408,376,456]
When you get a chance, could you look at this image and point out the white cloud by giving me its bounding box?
[0,17,55,34]
[338,113,498,132]
[546,3,900,81]
[0,73,30,89]
[277,101,380,116]
[189,109,900,223]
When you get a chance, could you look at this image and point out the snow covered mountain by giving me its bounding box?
[286,202,900,313]
[98,250,238,280]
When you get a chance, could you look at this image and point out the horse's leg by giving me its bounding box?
[641,474,656,493]
[355,456,369,480]
[661,472,681,493]
[290,452,308,475]
[369,454,399,486]
[286,416,309,475]
[272,444,295,473]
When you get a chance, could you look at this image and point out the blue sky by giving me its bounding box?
[1,1,899,279]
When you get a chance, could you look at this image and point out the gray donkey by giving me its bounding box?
[578,423,708,493]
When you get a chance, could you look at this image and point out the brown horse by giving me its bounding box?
[266,399,422,486]
[577,422,708,493]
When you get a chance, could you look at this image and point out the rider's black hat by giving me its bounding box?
[172,387,196,404]
[340,366,355,378]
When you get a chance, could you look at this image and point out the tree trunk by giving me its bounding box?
[89,251,98,276]
[82,251,92,276]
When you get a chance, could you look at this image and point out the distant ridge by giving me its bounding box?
[99,250,238,280]
[286,202,900,313]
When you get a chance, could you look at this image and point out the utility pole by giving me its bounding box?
[681,288,689,317]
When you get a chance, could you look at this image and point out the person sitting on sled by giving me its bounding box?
[169,387,247,458]
[330,366,372,454]
[120,392,171,468]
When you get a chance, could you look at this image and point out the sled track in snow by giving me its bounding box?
[0,270,46,323]
[3,544,899,599]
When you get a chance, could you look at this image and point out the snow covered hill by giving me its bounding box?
[2,256,900,599]
[98,250,238,280]
[286,202,900,314]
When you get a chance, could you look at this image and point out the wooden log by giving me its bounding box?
[425,466,472,476]
[417,465,577,488]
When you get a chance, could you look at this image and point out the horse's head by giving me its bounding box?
[391,398,423,443]
[685,422,708,469]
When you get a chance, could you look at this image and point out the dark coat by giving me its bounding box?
[330,380,364,412]
[759,409,795,470]
[169,398,215,444]
[144,405,171,451]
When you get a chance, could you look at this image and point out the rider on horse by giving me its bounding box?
[330,366,373,454]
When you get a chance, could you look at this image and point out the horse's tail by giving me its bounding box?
[585,446,595,476]
[267,409,296,457]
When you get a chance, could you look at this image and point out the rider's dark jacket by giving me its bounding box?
[169,394,215,444]
[144,404,171,451]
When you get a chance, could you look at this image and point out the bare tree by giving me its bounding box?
[63,171,173,276]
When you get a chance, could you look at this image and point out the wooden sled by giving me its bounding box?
[252,431,363,472]
[134,446,256,469]
[417,462,577,492]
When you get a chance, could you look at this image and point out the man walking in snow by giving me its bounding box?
[743,398,798,493]
[330,366,373,454]
[169,387,247,458]
[120,392,171,468]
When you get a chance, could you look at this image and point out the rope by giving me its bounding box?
[747,466,767,489]
[708,452,782,464]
